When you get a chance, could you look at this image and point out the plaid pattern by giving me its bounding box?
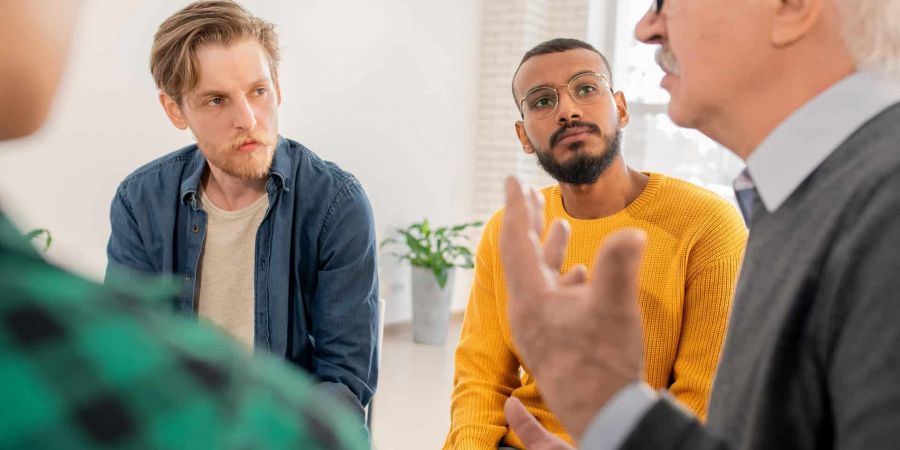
[0,212,366,449]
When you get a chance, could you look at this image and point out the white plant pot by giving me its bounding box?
[411,266,455,345]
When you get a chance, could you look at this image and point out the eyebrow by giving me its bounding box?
[193,78,272,100]
[522,70,598,96]
[194,89,228,100]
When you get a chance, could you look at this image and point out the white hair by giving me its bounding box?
[838,0,900,77]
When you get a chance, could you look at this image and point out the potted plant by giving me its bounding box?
[381,219,482,344]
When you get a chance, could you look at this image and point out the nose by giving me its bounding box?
[233,97,257,131]
[635,5,665,45]
[555,87,583,125]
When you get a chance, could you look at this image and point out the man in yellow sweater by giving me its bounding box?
[443,38,747,449]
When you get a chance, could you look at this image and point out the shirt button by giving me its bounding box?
[191,225,199,233]
[185,273,192,280]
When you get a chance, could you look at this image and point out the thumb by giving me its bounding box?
[505,397,573,449]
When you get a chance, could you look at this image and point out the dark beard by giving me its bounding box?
[533,125,622,185]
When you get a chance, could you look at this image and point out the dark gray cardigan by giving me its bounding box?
[623,102,900,449]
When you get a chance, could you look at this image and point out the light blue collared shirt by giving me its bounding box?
[580,70,900,449]
[746,70,900,213]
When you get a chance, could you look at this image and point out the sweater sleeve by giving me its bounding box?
[668,201,747,419]
[443,213,522,450]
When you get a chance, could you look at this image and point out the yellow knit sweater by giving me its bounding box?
[444,173,748,449]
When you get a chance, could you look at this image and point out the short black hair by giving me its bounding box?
[511,38,614,110]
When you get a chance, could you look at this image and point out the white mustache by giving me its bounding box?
[655,47,681,76]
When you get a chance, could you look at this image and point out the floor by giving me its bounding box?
[371,319,463,450]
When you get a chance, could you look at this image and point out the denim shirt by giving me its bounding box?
[106,137,378,416]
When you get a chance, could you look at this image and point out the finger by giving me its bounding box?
[542,219,571,272]
[528,187,545,237]
[590,229,647,309]
[501,177,547,300]
[505,397,574,449]
[560,264,587,286]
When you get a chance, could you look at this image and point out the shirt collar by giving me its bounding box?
[179,135,292,207]
[745,70,900,212]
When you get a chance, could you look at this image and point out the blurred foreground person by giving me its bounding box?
[0,1,366,448]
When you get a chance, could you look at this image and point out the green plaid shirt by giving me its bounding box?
[0,212,367,449]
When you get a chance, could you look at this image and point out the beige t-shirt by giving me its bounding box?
[196,190,269,351]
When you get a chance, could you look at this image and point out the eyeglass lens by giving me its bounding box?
[522,73,606,118]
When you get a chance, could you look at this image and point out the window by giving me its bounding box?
[605,0,745,202]
[471,0,744,222]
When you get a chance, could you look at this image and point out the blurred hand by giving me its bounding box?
[500,176,647,438]
[505,397,575,450]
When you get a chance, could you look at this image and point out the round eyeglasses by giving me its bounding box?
[517,72,612,120]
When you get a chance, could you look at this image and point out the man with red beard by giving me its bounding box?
[443,38,747,449]
[106,1,378,424]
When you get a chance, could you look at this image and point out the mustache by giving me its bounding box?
[549,121,603,148]
[229,131,274,151]
[655,47,681,76]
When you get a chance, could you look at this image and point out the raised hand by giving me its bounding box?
[499,176,647,438]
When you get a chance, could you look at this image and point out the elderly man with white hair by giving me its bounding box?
[500,0,900,449]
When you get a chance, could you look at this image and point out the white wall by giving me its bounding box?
[0,0,482,324]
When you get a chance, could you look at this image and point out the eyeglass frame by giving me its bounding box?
[653,0,663,13]
[516,72,614,119]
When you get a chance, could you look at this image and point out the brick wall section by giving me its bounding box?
[473,0,592,220]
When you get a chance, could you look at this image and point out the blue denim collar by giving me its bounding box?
[179,136,293,208]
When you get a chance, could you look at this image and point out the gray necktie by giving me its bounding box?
[733,170,757,226]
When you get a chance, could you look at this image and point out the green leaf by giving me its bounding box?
[433,267,449,289]
[384,218,483,273]
[25,228,52,252]
[379,236,398,248]
[450,221,483,232]
[24,229,43,240]
[400,231,427,254]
